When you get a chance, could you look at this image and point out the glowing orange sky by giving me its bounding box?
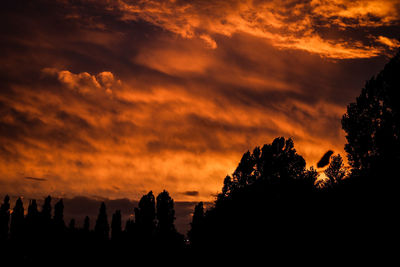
[0,0,399,202]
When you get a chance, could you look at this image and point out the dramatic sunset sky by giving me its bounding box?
[1,0,400,205]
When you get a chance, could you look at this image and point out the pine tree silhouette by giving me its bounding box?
[26,199,39,242]
[0,195,10,241]
[68,218,75,231]
[156,190,175,234]
[135,191,156,244]
[40,195,52,242]
[83,216,90,233]
[111,210,122,241]
[155,190,184,249]
[188,202,204,248]
[94,202,109,241]
[10,198,24,241]
[53,199,65,237]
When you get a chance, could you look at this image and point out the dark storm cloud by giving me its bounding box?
[180,191,200,197]
[24,177,47,182]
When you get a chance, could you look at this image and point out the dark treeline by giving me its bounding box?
[0,190,185,262]
[1,52,399,261]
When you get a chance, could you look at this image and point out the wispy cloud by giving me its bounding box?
[116,0,399,58]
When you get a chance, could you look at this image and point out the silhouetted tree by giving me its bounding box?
[324,154,347,186]
[0,195,10,241]
[220,175,233,199]
[233,150,257,187]
[53,199,65,235]
[10,198,24,241]
[124,218,136,243]
[188,202,204,248]
[340,51,400,250]
[25,199,40,241]
[81,215,91,243]
[41,195,52,224]
[156,190,184,249]
[83,216,90,233]
[68,219,75,231]
[41,195,52,220]
[111,210,122,241]
[342,51,400,179]
[156,190,175,234]
[27,199,39,219]
[94,202,109,241]
[194,137,319,251]
[134,191,156,243]
[39,195,52,241]
[216,137,317,204]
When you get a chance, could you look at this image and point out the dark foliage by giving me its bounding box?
[155,190,184,249]
[0,191,185,263]
[187,202,204,248]
[0,196,10,241]
[342,52,400,179]
[94,202,109,241]
[186,51,400,257]
[111,210,122,241]
[10,198,24,241]
[189,137,319,252]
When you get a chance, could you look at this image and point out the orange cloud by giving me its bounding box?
[116,0,399,58]
[311,0,399,27]
[376,36,400,48]
[42,68,120,95]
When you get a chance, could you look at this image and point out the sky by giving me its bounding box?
[1,0,400,206]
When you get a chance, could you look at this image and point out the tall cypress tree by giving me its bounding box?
[10,198,24,241]
[41,196,52,224]
[135,191,156,242]
[40,196,52,240]
[0,195,10,241]
[54,199,65,235]
[94,202,109,241]
[111,210,122,241]
[188,202,204,247]
[83,216,90,233]
[26,199,39,241]
[156,190,176,234]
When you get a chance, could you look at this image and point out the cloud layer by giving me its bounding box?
[117,0,400,58]
[0,0,399,202]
